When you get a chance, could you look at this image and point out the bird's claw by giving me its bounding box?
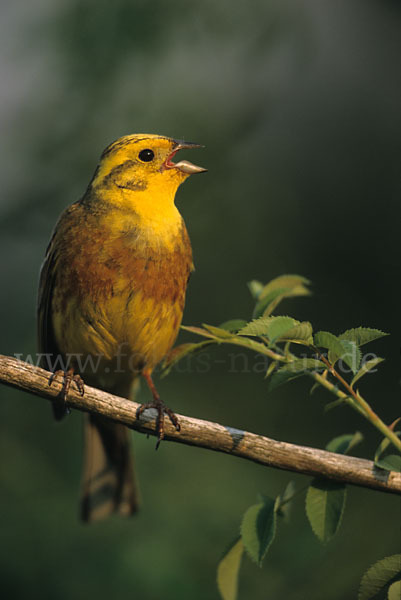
[136,399,180,449]
[49,367,85,400]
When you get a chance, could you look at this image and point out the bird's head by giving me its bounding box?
[91,134,206,198]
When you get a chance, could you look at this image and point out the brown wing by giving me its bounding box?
[37,227,61,372]
[38,223,71,420]
[37,202,81,369]
[37,204,82,419]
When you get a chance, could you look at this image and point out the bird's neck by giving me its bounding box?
[84,186,185,249]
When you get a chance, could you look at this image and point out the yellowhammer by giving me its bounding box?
[37,134,206,521]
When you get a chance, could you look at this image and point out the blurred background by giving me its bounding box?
[0,0,400,598]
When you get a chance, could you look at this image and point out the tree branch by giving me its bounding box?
[0,354,400,495]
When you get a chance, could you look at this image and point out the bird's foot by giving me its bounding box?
[136,399,180,449]
[137,370,180,449]
[49,367,85,398]
[48,368,85,418]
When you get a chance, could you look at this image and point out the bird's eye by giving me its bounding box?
[138,148,155,162]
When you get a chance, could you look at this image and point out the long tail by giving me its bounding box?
[80,414,140,522]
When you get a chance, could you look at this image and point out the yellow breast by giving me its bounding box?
[50,193,193,384]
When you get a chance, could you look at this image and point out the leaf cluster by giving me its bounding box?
[217,433,401,600]
[163,275,387,395]
[162,274,400,600]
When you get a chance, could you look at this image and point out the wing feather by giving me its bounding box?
[37,229,61,372]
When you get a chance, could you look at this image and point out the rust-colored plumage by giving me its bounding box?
[37,134,206,521]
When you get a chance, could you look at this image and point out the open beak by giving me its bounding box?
[164,140,207,174]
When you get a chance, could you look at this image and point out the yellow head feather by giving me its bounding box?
[87,134,205,236]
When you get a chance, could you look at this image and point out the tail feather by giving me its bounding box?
[80,414,139,522]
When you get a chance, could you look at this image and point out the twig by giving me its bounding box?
[315,349,401,452]
[180,328,401,453]
[0,354,400,495]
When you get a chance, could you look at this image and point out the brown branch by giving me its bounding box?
[0,354,400,495]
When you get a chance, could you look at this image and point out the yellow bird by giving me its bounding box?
[37,134,206,521]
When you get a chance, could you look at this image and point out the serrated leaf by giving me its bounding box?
[305,478,347,543]
[359,554,401,600]
[268,359,326,391]
[375,455,401,472]
[247,280,264,300]
[240,498,277,566]
[238,316,278,336]
[217,538,244,600]
[351,357,385,387]
[340,327,389,346]
[388,580,401,600]
[202,324,234,338]
[315,331,359,372]
[219,319,248,332]
[326,431,363,455]
[253,274,311,318]
[239,315,311,342]
[259,274,311,300]
[337,339,362,374]
[279,321,313,344]
[267,317,298,343]
[314,331,345,358]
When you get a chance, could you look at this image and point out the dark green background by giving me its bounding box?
[0,1,399,598]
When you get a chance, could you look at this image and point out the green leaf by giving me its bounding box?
[351,357,385,388]
[359,554,401,600]
[314,331,360,373]
[239,316,312,344]
[240,497,277,566]
[388,580,401,600]
[314,331,345,358]
[238,316,278,336]
[219,319,248,333]
[247,280,264,300]
[337,339,362,374]
[326,431,363,455]
[374,432,401,468]
[279,321,313,344]
[202,324,235,338]
[268,359,326,391]
[217,538,244,600]
[375,455,401,472]
[339,327,389,346]
[253,288,291,319]
[305,478,347,543]
[253,274,311,318]
[267,317,298,343]
[258,274,311,300]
